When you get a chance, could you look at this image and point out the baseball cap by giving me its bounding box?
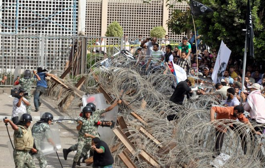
[248,83,261,90]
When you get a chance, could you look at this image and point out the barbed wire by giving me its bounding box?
[46,56,265,167]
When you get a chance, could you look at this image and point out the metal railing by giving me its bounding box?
[0,35,181,86]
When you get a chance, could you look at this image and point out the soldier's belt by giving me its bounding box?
[16,149,30,152]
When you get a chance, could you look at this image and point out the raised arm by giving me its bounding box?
[4,118,19,131]
[105,99,122,112]
[140,38,149,48]
[33,70,41,81]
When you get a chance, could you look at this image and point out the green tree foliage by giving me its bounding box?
[167,9,193,35]
[105,21,124,37]
[167,0,265,60]
[150,26,166,38]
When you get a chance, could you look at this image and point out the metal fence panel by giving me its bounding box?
[0,34,75,86]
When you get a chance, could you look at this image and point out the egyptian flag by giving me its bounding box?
[246,0,254,58]
[190,0,213,16]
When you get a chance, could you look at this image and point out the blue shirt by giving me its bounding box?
[225,96,240,107]
[36,72,47,88]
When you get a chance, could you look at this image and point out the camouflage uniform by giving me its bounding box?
[13,126,36,168]
[72,109,104,162]
[32,122,52,168]
[19,78,37,114]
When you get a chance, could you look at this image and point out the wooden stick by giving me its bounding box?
[118,151,137,168]
[130,112,148,126]
[97,85,114,103]
[117,116,131,137]
[139,150,160,167]
[139,127,162,148]
[113,128,136,155]
[110,142,121,153]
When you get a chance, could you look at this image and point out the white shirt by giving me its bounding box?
[93,41,100,52]
[124,41,130,51]
[100,40,106,53]
[168,54,174,62]
[145,41,154,56]
[244,90,265,123]
[12,97,28,118]
[215,86,230,100]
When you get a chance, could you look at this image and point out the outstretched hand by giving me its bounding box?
[3,118,9,124]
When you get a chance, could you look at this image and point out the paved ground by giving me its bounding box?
[0,90,91,168]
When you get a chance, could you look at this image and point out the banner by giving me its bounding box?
[211,41,231,84]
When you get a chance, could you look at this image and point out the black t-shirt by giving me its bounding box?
[170,81,191,104]
[164,51,172,63]
[93,140,114,167]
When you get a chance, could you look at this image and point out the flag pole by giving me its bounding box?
[241,30,248,103]
[191,14,199,84]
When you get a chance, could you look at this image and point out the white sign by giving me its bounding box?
[211,41,231,84]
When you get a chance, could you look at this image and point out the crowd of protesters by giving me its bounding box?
[106,34,265,100]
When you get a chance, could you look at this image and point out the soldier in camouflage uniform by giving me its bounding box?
[63,100,120,168]
[19,70,40,114]
[32,112,56,168]
[4,113,37,168]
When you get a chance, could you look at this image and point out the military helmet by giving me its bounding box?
[41,112,53,122]
[20,113,32,125]
[24,70,31,79]
[82,106,93,118]
[86,103,96,112]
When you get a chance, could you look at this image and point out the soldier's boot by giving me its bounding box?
[82,155,88,163]
[63,148,72,160]
[77,156,82,166]
[72,162,77,168]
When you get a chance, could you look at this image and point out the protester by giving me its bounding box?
[140,37,157,56]
[177,37,191,60]
[12,87,30,124]
[93,39,100,53]
[161,35,170,52]
[150,43,164,65]
[170,77,194,105]
[164,44,173,64]
[34,67,53,112]
[176,52,190,75]
[224,88,240,107]
[91,137,114,168]
[210,105,261,156]
[229,66,238,79]
[214,83,230,100]
[100,38,107,55]
[241,83,265,133]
